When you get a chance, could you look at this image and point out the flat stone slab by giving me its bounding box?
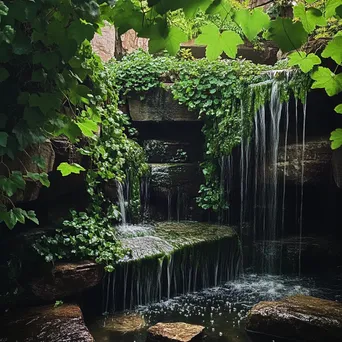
[101,312,146,333]
[147,322,205,342]
[0,304,93,342]
[246,295,342,342]
[120,221,237,262]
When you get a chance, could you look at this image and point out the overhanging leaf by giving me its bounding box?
[76,118,98,137]
[293,4,326,33]
[57,162,86,177]
[268,18,308,52]
[196,24,243,60]
[335,104,342,114]
[325,0,342,17]
[288,51,321,73]
[0,132,8,147]
[321,36,342,64]
[149,26,187,56]
[330,128,342,149]
[234,8,270,41]
[311,67,342,96]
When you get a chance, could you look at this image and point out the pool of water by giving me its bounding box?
[88,273,342,342]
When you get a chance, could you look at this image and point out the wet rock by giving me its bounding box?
[144,140,202,163]
[30,261,103,301]
[103,312,146,333]
[275,139,332,185]
[150,163,203,196]
[128,86,198,122]
[147,322,205,342]
[246,295,342,342]
[0,304,93,342]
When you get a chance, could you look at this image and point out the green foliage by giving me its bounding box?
[288,52,321,73]
[195,24,243,60]
[311,67,342,96]
[33,210,125,272]
[293,4,326,33]
[113,52,309,212]
[330,128,342,149]
[57,163,86,177]
[54,300,64,308]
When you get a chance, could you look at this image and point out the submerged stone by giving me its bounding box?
[147,322,205,342]
[246,295,342,342]
[101,312,146,333]
[0,304,93,342]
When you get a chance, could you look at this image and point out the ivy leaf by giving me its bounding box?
[335,104,342,114]
[267,18,308,52]
[0,67,9,81]
[76,118,98,137]
[57,162,86,177]
[149,26,187,56]
[311,67,342,96]
[25,172,50,187]
[321,36,342,64]
[0,1,9,16]
[293,4,326,33]
[196,24,243,60]
[12,208,25,224]
[330,128,342,149]
[234,8,270,41]
[288,51,321,73]
[325,0,342,17]
[23,210,39,225]
[0,25,15,44]
[0,132,8,147]
[68,19,95,44]
[11,171,26,191]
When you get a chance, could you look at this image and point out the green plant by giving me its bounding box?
[111,52,310,213]
[54,300,64,308]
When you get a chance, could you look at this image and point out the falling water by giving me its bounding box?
[299,98,307,277]
[116,181,127,225]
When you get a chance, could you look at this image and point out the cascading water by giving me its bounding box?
[116,181,127,226]
[234,71,308,274]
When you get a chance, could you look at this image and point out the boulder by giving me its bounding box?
[0,304,93,342]
[29,261,103,301]
[147,322,205,342]
[128,86,198,122]
[246,295,342,342]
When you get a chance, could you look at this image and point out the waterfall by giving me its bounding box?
[116,181,126,225]
[235,72,308,275]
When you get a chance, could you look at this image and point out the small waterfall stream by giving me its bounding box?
[235,72,308,274]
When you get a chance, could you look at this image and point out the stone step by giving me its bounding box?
[128,86,198,122]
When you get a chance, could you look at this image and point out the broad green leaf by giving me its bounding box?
[268,18,308,52]
[25,172,50,187]
[11,171,25,191]
[311,67,342,96]
[335,104,342,114]
[330,128,342,149]
[288,52,321,73]
[325,0,342,17]
[68,19,95,44]
[76,118,98,137]
[0,131,8,147]
[57,162,86,177]
[206,0,232,19]
[337,5,342,17]
[111,0,144,35]
[0,67,9,81]
[293,4,327,33]
[183,0,214,18]
[234,8,270,41]
[321,36,342,64]
[149,26,188,56]
[0,210,18,230]
[196,24,243,60]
